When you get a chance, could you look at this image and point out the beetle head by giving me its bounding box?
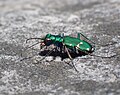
[40,34,52,46]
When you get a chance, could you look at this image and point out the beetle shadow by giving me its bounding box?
[39,50,87,60]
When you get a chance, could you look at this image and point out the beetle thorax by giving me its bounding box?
[46,34,63,42]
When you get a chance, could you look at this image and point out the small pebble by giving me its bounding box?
[54,56,62,62]
[45,56,53,62]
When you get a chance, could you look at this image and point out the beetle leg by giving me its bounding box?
[20,41,42,59]
[20,53,39,61]
[64,46,79,72]
[20,46,46,61]
[36,47,55,63]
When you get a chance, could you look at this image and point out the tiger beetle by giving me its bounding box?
[21,33,116,72]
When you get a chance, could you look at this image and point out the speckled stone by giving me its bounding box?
[0,0,120,95]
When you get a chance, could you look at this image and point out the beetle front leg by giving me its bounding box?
[35,47,56,63]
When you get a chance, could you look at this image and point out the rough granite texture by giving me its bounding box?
[0,0,120,95]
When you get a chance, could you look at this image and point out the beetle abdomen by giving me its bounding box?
[64,36,92,52]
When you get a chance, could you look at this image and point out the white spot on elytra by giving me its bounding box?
[77,42,83,48]
[87,48,90,51]
[80,42,83,44]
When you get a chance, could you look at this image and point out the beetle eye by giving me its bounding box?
[44,39,52,45]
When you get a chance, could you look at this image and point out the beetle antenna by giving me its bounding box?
[25,41,41,50]
[20,42,41,61]
[20,39,43,60]
[26,38,43,43]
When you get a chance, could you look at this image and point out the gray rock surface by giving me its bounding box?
[0,0,120,95]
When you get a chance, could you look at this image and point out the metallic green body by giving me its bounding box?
[63,36,92,51]
[45,33,93,52]
[46,34,63,42]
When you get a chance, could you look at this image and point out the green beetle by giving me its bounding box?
[42,33,95,53]
[24,33,95,72]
